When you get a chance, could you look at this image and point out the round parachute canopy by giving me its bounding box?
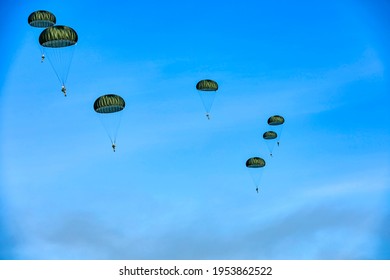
[28,10,56,28]
[196,79,218,91]
[246,157,266,168]
[94,94,126,114]
[263,131,277,140]
[268,115,285,126]
[39,25,78,48]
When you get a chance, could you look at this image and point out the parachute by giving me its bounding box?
[267,115,285,146]
[39,25,78,96]
[263,131,278,156]
[246,157,266,168]
[196,79,218,120]
[246,157,266,192]
[94,94,125,152]
[28,10,56,28]
[268,115,285,126]
[27,10,56,62]
[263,131,277,140]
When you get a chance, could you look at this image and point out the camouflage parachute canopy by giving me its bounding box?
[246,157,266,168]
[268,115,285,126]
[39,25,78,48]
[263,131,277,140]
[94,94,125,114]
[196,79,218,91]
[28,10,56,28]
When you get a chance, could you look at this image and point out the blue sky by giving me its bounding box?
[1,0,389,259]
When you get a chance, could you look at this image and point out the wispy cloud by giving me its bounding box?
[12,165,388,260]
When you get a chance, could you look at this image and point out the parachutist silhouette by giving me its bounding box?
[41,54,45,62]
[61,85,67,96]
[277,141,280,146]
[206,113,210,120]
[112,143,116,152]
[256,187,259,193]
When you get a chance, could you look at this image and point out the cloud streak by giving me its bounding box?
[11,165,388,260]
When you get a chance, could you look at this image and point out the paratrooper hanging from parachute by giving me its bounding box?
[28,10,56,63]
[39,25,78,96]
[196,79,218,120]
[94,94,126,152]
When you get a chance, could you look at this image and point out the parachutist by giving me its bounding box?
[112,143,116,152]
[277,141,280,146]
[256,187,259,193]
[206,113,210,120]
[270,153,273,157]
[61,85,67,96]
[41,54,45,62]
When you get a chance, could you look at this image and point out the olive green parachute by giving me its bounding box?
[39,25,78,47]
[94,94,126,114]
[267,115,285,126]
[266,115,285,150]
[94,94,126,151]
[28,10,56,28]
[196,79,218,91]
[39,25,78,95]
[263,131,278,156]
[246,157,266,168]
[246,157,266,192]
[28,10,56,63]
[263,131,277,140]
[196,79,218,119]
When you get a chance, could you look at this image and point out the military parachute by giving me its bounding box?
[267,115,285,147]
[263,131,278,157]
[27,10,56,62]
[94,94,126,152]
[196,79,218,120]
[246,157,266,193]
[28,10,56,28]
[39,25,78,96]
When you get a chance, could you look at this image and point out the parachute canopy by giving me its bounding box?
[28,10,56,28]
[94,94,126,114]
[263,131,277,140]
[196,79,218,91]
[39,25,78,48]
[246,157,266,168]
[268,115,285,126]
